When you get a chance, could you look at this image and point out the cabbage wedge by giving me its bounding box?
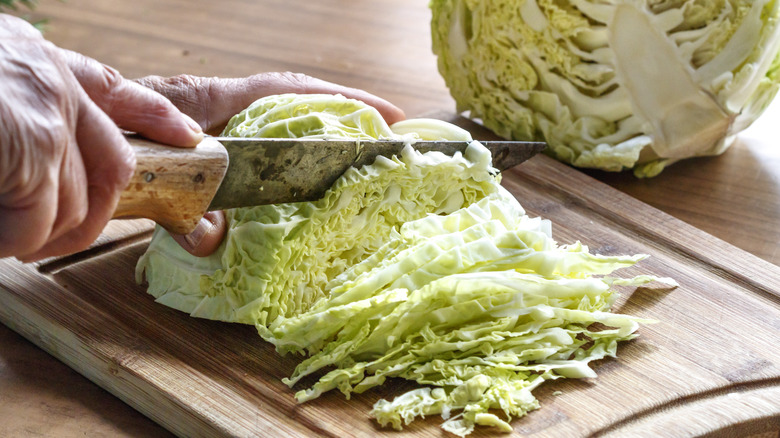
[137,94,675,436]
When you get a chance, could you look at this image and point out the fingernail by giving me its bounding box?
[184,217,210,248]
[182,113,203,134]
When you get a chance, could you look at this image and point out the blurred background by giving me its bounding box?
[17,0,456,117]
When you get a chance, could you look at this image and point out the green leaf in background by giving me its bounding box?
[0,0,37,10]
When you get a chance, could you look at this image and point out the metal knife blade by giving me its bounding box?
[207,138,546,210]
[115,136,545,234]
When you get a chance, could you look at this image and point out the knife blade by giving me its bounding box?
[209,137,545,211]
[113,136,545,234]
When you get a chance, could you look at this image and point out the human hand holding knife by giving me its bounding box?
[113,136,546,234]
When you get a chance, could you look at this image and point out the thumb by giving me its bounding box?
[60,49,203,147]
[170,210,226,257]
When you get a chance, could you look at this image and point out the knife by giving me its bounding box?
[113,136,546,234]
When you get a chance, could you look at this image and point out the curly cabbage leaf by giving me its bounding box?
[430,0,780,177]
[136,93,675,436]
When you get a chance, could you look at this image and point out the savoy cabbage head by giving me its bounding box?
[136,93,674,436]
[430,0,780,176]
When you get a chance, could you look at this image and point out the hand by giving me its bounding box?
[139,72,406,257]
[0,14,203,261]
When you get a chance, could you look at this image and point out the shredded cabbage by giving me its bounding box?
[430,0,780,177]
[136,93,676,436]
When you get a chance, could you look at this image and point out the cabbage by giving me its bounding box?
[136,93,675,436]
[430,0,780,177]
[138,94,498,326]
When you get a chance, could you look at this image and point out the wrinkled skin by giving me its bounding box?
[137,73,406,257]
[0,14,203,261]
[0,14,405,261]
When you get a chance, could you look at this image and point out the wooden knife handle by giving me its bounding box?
[113,136,229,234]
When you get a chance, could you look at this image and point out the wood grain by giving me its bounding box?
[1,152,779,437]
[114,137,228,234]
[1,0,779,436]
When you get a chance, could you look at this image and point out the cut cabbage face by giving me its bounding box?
[136,93,675,436]
[430,0,780,177]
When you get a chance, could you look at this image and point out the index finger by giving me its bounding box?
[137,72,407,134]
[60,49,203,147]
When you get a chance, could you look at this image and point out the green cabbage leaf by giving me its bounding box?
[430,0,780,176]
[136,93,675,436]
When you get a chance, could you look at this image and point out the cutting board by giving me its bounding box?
[1,121,779,437]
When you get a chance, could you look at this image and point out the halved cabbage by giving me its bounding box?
[430,0,780,176]
[137,93,674,436]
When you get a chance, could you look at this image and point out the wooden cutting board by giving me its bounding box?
[1,134,779,437]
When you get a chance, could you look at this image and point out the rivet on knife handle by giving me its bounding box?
[113,136,229,234]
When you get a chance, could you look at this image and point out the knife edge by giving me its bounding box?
[208,138,545,211]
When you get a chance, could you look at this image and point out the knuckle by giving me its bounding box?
[152,74,204,107]
[163,74,211,105]
[131,74,162,90]
[157,74,213,124]
[99,64,124,91]
[164,73,201,89]
[84,63,126,113]
[277,71,314,92]
[21,43,76,107]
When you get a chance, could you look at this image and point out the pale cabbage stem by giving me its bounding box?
[608,3,732,160]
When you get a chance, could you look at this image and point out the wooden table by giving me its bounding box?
[1,0,778,436]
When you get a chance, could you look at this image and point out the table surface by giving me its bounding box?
[1,0,778,436]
